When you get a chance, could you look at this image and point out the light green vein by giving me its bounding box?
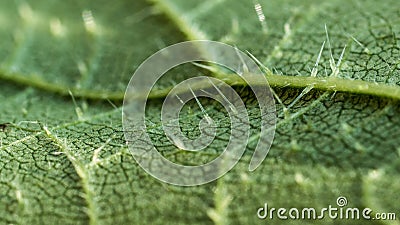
[2,69,400,101]
[229,73,400,101]
[148,0,208,40]
[42,126,99,225]
[0,70,166,100]
[0,70,123,100]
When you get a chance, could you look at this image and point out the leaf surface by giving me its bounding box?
[0,0,399,224]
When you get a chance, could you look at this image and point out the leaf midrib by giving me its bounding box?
[2,69,400,101]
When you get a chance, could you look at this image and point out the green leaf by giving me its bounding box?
[0,0,399,224]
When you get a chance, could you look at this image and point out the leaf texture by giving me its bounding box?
[0,0,399,224]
